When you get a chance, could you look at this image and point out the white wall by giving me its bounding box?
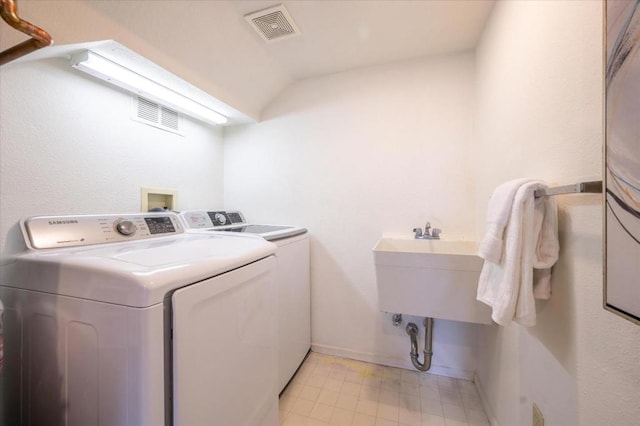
[224,54,483,377]
[0,58,224,254]
[474,1,640,426]
[0,0,292,121]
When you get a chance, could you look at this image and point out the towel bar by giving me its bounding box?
[534,180,603,198]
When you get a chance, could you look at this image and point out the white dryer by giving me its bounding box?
[179,210,310,393]
[0,212,279,426]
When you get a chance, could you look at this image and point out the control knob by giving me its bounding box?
[214,212,227,225]
[115,220,137,236]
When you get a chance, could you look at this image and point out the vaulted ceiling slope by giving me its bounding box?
[0,0,494,122]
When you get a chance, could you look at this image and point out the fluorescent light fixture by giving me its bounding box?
[70,50,227,125]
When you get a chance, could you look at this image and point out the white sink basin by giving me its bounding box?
[373,236,492,324]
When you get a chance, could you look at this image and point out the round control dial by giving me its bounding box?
[214,213,227,225]
[115,220,137,236]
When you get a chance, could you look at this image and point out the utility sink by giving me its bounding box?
[373,236,492,324]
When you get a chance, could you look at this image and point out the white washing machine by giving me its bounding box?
[179,210,310,393]
[0,212,279,426]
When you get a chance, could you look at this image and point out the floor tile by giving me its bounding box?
[345,371,365,384]
[361,385,382,402]
[325,378,345,392]
[310,403,335,422]
[353,413,377,426]
[443,419,467,426]
[284,412,310,426]
[380,390,400,405]
[401,370,420,385]
[419,386,440,401]
[421,397,444,416]
[439,390,462,407]
[308,373,329,388]
[399,406,422,426]
[336,393,359,411]
[356,398,379,416]
[400,381,420,395]
[442,404,467,422]
[318,389,341,406]
[292,398,316,416]
[300,385,322,402]
[341,381,362,397]
[377,402,400,422]
[421,414,446,426]
[330,407,356,426]
[279,354,488,426]
[465,408,489,426]
[307,419,330,426]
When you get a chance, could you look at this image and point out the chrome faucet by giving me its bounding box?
[431,227,441,239]
[413,221,441,239]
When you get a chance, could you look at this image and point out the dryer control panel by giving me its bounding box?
[23,213,184,249]
[180,210,246,229]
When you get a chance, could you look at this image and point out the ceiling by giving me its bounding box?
[230,1,494,79]
[0,0,494,122]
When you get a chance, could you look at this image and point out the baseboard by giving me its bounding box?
[473,372,500,426]
[311,343,475,381]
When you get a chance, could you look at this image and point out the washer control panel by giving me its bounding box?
[180,211,246,229]
[23,213,184,249]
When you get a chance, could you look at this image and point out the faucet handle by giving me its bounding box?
[431,228,441,239]
[412,227,423,238]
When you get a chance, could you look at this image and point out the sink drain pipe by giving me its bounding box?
[405,317,433,371]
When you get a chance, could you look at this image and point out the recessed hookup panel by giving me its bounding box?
[141,187,178,212]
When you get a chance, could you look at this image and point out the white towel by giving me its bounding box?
[531,193,559,299]
[478,178,534,263]
[476,180,559,326]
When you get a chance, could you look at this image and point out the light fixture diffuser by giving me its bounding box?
[70,50,227,125]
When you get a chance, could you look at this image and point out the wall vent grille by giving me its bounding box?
[160,107,179,130]
[134,96,182,135]
[137,96,160,122]
[245,4,301,43]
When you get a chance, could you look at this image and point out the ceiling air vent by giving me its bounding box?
[245,4,301,43]
[134,96,182,135]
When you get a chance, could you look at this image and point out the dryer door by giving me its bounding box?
[171,256,277,426]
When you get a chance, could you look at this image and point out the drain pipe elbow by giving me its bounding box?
[405,317,434,372]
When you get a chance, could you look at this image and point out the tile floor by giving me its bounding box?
[279,353,490,426]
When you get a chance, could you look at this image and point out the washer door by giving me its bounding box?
[171,256,276,426]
